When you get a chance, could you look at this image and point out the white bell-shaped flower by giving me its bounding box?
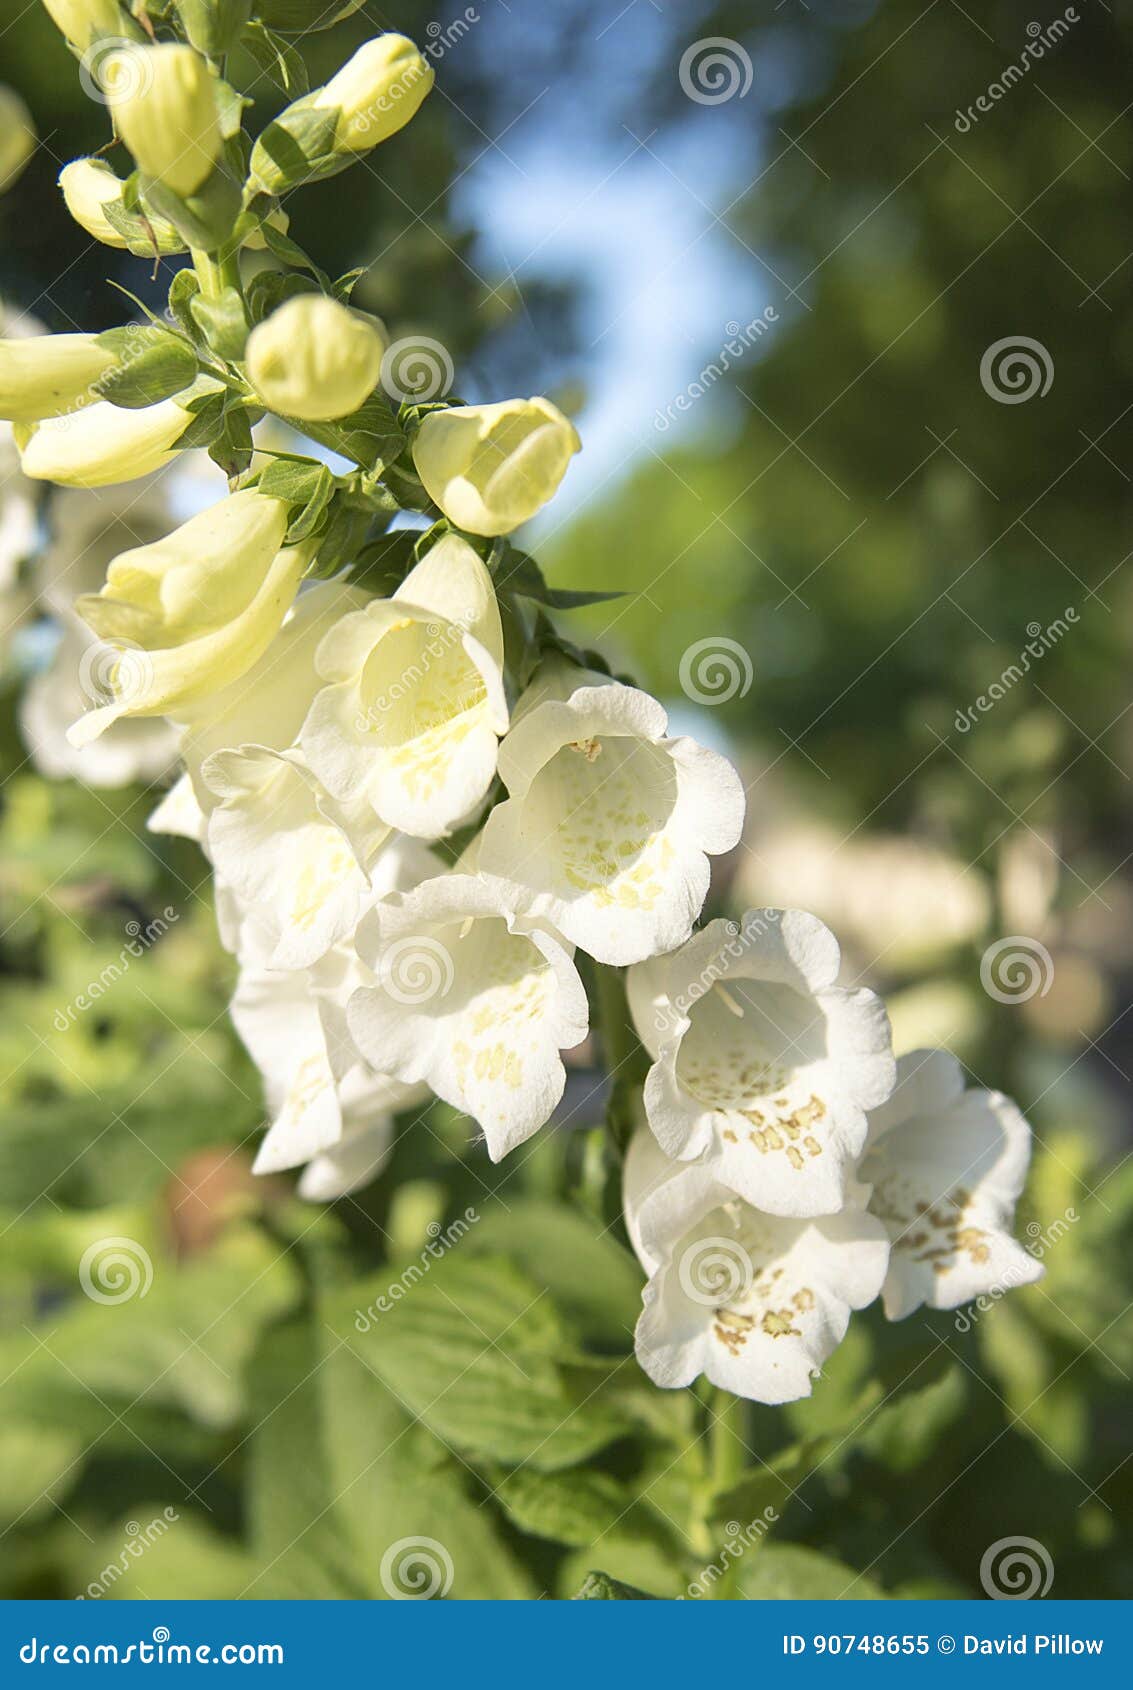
[347,870,588,1160]
[232,957,422,1180]
[301,534,508,839]
[201,747,389,972]
[624,1131,889,1403]
[861,1049,1043,1319]
[478,664,745,966]
[627,909,895,1216]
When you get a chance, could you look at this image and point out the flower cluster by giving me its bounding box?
[0,1,1043,1406]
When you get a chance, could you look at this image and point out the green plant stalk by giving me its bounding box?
[191,246,243,301]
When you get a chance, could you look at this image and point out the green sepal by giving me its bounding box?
[247,103,344,198]
[241,20,310,96]
[257,0,362,31]
[174,0,253,59]
[258,221,333,292]
[167,268,203,343]
[171,389,228,451]
[208,403,254,479]
[141,168,242,255]
[100,193,187,258]
[283,394,405,472]
[309,501,373,579]
[189,286,248,361]
[257,460,336,542]
[346,529,420,595]
[92,326,200,410]
[245,269,320,326]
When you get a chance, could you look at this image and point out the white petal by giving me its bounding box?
[862,1052,1042,1318]
[348,872,587,1157]
[297,1117,396,1201]
[631,1171,889,1404]
[481,679,743,966]
[636,911,895,1217]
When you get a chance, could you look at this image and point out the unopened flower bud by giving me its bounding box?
[313,34,433,152]
[247,34,432,195]
[105,43,223,200]
[412,398,582,536]
[69,490,304,740]
[0,87,36,194]
[245,295,388,421]
[0,333,115,424]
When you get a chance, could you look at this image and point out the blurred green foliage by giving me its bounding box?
[1,0,1131,1600]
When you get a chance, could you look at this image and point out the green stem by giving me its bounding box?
[709,1387,746,1491]
[191,247,242,301]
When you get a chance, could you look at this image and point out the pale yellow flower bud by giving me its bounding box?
[412,398,582,536]
[40,0,127,49]
[0,87,36,194]
[59,158,129,248]
[14,385,213,486]
[313,34,433,152]
[68,490,306,740]
[0,333,115,424]
[245,295,387,422]
[105,44,223,200]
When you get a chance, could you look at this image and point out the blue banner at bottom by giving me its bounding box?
[1,1599,1129,1684]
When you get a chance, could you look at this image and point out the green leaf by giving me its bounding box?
[310,502,375,579]
[93,326,199,410]
[172,390,227,451]
[494,1468,634,1548]
[246,1311,533,1599]
[189,286,248,361]
[333,1255,632,1471]
[347,529,420,594]
[0,1424,81,1531]
[735,1543,887,1600]
[257,459,336,542]
[208,403,254,478]
[288,393,405,471]
[464,1199,643,1345]
[167,267,203,342]
[501,548,627,609]
[573,1571,657,1600]
[241,21,309,96]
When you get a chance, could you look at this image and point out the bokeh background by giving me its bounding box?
[1,0,1131,1599]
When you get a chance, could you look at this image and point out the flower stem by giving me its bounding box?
[588,962,647,1155]
[191,247,242,301]
[709,1386,746,1490]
